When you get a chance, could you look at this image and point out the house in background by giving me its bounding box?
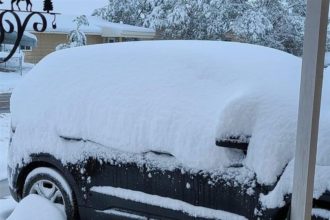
[23,15,156,63]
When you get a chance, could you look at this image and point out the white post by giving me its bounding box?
[291,0,329,220]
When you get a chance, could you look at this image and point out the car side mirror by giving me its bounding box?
[215,135,250,154]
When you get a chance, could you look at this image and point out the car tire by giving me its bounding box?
[22,167,77,220]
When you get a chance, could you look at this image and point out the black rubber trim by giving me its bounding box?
[216,135,251,151]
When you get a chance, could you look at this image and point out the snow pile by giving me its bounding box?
[0,113,10,180]
[7,195,65,220]
[9,41,330,191]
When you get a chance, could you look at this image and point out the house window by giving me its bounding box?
[107,38,115,43]
[105,37,119,43]
[20,45,32,51]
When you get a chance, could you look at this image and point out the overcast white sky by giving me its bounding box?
[1,0,108,15]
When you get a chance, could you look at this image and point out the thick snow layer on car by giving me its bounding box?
[9,41,330,189]
[7,194,65,220]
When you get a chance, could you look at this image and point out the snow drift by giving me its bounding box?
[9,40,330,186]
[7,195,65,220]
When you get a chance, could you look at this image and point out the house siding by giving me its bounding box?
[24,33,104,64]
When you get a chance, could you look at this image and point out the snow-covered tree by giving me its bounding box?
[230,0,305,55]
[93,0,325,56]
[93,0,144,26]
[56,15,89,51]
[73,15,90,29]
[232,9,273,42]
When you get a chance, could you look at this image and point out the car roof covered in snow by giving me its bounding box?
[10,41,330,191]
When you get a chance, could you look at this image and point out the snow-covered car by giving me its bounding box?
[7,41,330,219]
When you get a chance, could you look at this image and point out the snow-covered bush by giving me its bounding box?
[68,30,87,46]
[55,43,70,51]
[93,0,313,56]
[56,15,89,51]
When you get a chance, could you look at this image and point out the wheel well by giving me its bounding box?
[16,161,75,201]
[17,160,81,219]
[17,161,54,198]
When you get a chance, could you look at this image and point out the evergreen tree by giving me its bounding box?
[92,0,327,56]
[43,0,53,13]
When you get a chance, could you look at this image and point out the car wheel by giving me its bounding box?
[22,167,77,219]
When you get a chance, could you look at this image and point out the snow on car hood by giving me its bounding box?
[9,40,330,185]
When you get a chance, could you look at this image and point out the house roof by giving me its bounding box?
[25,14,156,39]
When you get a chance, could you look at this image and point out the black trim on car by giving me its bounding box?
[216,135,251,152]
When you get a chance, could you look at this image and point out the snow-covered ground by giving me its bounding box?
[0,64,33,93]
[0,194,328,219]
[0,195,65,220]
[0,197,16,220]
[0,73,22,94]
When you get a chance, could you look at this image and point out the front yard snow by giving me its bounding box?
[0,73,21,94]
[0,64,33,93]
[0,195,66,220]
